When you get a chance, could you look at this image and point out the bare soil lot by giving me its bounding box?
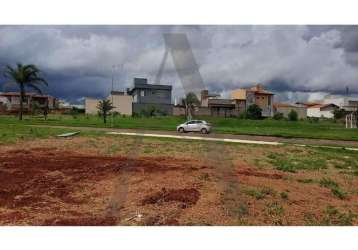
[0,136,357,225]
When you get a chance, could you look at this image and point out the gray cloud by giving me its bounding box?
[1,25,358,103]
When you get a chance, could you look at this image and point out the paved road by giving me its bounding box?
[28,124,358,150]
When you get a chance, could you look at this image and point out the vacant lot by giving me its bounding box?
[0,125,357,225]
[1,114,357,141]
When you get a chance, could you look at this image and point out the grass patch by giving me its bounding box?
[319,178,347,199]
[297,178,314,184]
[267,152,327,173]
[319,178,339,189]
[1,114,358,141]
[304,206,356,226]
[244,186,276,200]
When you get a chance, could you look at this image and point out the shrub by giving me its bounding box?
[273,112,284,120]
[246,104,262,120]
[280,192,288,200]
[333,108,346,120]
[288,109,298,121]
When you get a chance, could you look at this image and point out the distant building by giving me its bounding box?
[85,91,132,116]
[307,103,339,118]
[231,84,274,117]
[0,92,58,113]
[127,78,172,115]
[322,95,358,111]
[273,103,307,119]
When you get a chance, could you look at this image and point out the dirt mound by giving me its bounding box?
[142,188,200,207]
[237,168,284,179]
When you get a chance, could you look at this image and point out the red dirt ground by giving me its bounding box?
[1,137,357,225]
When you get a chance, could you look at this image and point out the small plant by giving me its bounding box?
[297,178,314,184]
[319,178,339,189]
[280,192,288,200]
[273,112,284,120]
[331,187,347,200]
[288,109,298,121]
[245,189,266,200]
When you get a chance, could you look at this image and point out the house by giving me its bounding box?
[0,92,58,113]
[273,103,307,119]
[85,91,132,116]
[307,103,339,118]
[199,90,245,117]
[231,84,274,117]
[127,78,173,115]
[322,95,358,111]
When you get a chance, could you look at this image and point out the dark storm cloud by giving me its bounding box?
[1,25,358,103]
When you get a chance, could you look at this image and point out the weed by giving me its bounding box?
[297,178,314,184]
[266,202,284,216]
[330,187,347,200]
[280,192,288,200]
[245,189,266,200]
[319,178,339,189]
[198,173,211,182]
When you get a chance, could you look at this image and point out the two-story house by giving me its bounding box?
[0,92,58,113]
[127,78,173,115]
[231,84,274,117]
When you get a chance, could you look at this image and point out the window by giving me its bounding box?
[140,90,145,97]
[133,94,137,103]
[268,97,271,105]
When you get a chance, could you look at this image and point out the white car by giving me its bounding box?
[176,120,212,134]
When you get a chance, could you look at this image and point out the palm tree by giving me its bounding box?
[97,99,114,124]
[182,92,200,120]
[4,63,48,120]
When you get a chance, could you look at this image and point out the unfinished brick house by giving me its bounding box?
[0,92,58,113]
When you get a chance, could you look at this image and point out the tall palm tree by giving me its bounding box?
[4,63,48,120]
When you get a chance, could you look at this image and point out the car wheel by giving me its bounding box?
[201,128,208,134]
[178,127,185,133]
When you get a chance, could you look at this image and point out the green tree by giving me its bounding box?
[333,108,346,120]
[246,104,262,119]
[97,99,114,124]
[288,109,298,121]
[3,63,48,120]
[182,92,200,120]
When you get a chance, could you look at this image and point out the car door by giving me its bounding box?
[194,120,203,131]
[186,121,197,131]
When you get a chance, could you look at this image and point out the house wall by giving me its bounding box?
[132,88,172,105]
[85,98,100,115]
[307,107,334,118]
[252,93,273,117]
[111,94,132,116]
[275,106,307,119]
[231,89,246,100]
[86,95,133,116]
[132,103,173,115]
[173,106,186,116]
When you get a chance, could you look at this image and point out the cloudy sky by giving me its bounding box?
[1,25,358,103]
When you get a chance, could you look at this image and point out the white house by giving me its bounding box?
[307,103,339,118]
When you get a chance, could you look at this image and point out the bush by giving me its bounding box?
[246,104,262,120]
[273,112,284,120]
[333,108,346,120]
[288,109,298,121]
